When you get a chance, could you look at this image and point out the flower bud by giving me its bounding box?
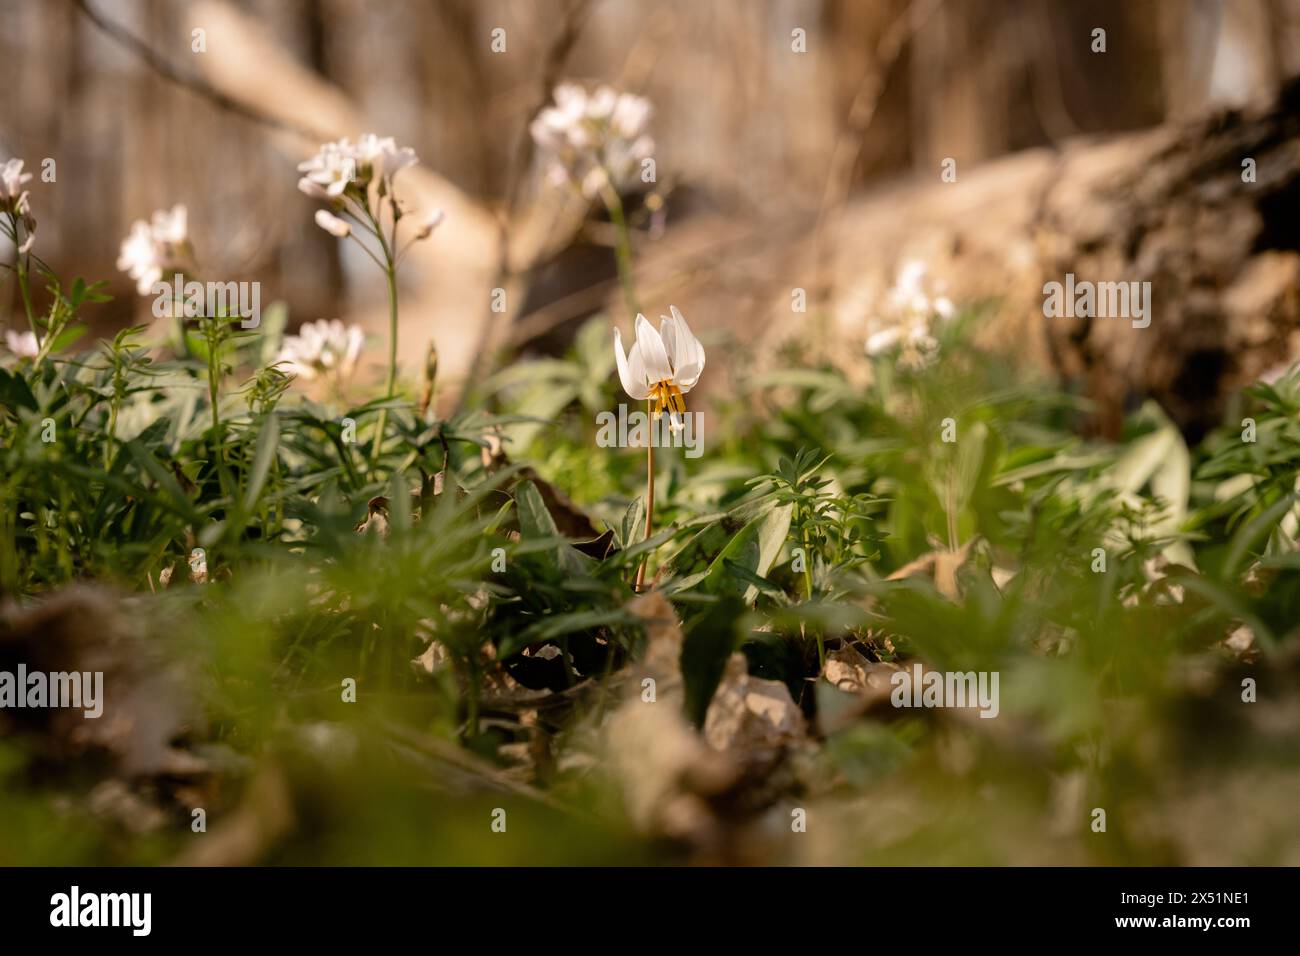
[315,209,351,238]
[414,209,445,240]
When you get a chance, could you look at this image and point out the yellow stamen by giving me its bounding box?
[649,380,686,420]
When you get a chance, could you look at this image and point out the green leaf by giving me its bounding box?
[47,323,89,354]
[681,596,745,728]
[1111,410,1180,496]
[1179,576,1276,653]
[1224,492,1297,579]
[0,368,38,411]
[241,413,280,513]
[951,420,988,514]
[703,502,793,604]
[514,479,590,574]
[516,479,559,538]
[721,558,786,600]
[125,440,196,519]
[618,496,645,550]
[256,302,288,368]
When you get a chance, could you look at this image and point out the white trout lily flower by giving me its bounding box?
[276,319,365,382]
[614,307,704,430]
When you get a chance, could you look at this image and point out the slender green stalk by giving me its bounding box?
[946,466,959,552]
[207,339,222,435]
[371,263,399,464]
[13,248,44,372]
[800,523,815,601]
[635,400,654,592]
[601,183,641,318]
[602,178,653,589]
[105,401,118,470]
[356,198,399,468]
[801,521,824,668]
[15,260,37,336]
[2,214,38,340]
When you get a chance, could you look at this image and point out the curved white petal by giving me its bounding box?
[627,340,648,390]
[659,316,677,369]
[674,362,702,392]
[865,326,902,356]
[634,313,673,383]
[665,306,704,387]
[614,328,650,400]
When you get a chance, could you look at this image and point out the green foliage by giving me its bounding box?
[1,284,1296,864]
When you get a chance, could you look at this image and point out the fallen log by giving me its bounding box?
[729,78,1300,439]
[575,79,1300,440]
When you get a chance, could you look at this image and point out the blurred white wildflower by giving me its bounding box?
[4,329,39,359]
[0,158,37,254]
[297,140,360,198]
[354,133,417,180]
[614,306,704,431]
[151,204,188,246]
[296,177,332,201]
[0,158,31,200]
[296,135,431,458]
[297,135,417,199]
[116,204,190,295]
[297,135,438,255]
[531,83,655,199]
[864,260,955,370]
[276,319,365,382]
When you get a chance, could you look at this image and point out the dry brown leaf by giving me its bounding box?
[704,653,804,752]
[886,536,978,601]
[410,639,451,678]
[0,585,204,778]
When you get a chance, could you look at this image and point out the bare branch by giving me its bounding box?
[70,0,331,143]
